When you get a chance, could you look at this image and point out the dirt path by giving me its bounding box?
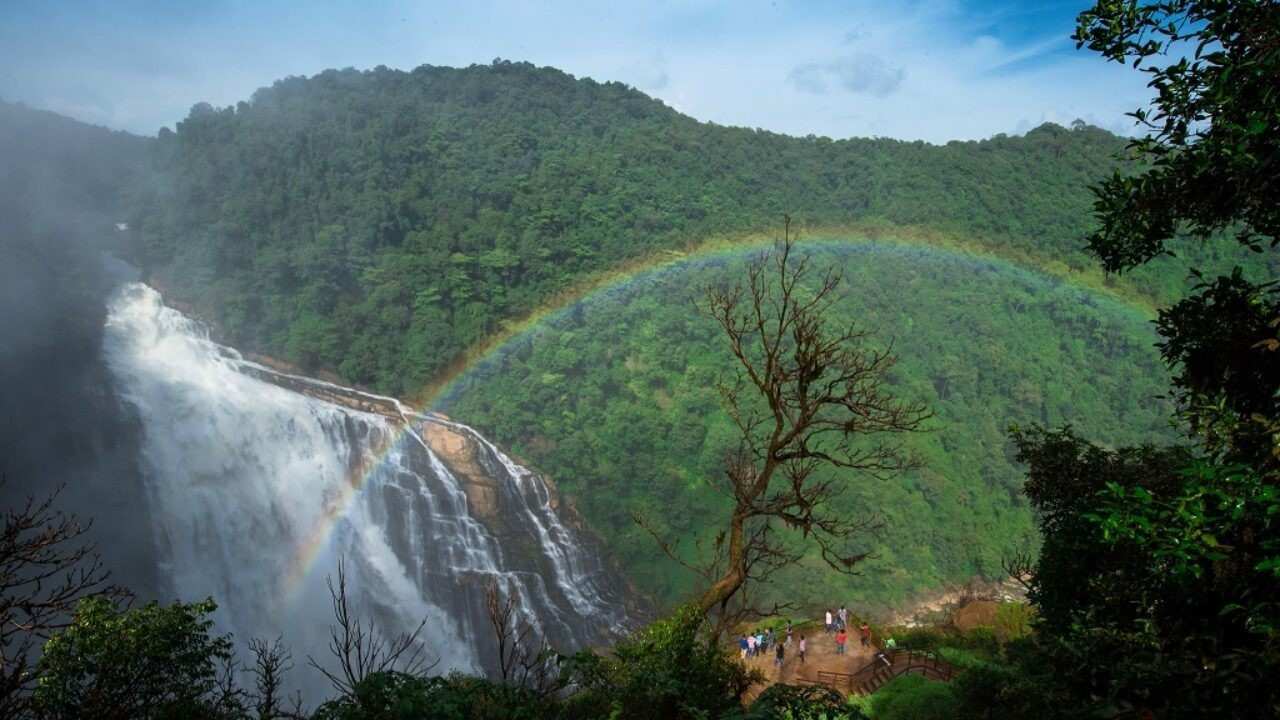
[739,626,876,702]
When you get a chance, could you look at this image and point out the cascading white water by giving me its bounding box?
[102,282,628,699]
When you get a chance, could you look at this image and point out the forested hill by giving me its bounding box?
[127,61,1141,395]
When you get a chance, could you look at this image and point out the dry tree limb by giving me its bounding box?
[0,478,128,716]
[307,558,436,698]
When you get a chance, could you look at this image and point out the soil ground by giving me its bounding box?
[738,623,877,702]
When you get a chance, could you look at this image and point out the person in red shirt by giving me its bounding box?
[835,627,848,655]
[859,622,872,647]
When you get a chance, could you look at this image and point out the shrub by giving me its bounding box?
[743,683,869,719]
[32,596,240,720]
[565,604,759,720]
[869,675,960,720]
[311,672,558,720]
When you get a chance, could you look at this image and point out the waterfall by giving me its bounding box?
[101,282,628,698]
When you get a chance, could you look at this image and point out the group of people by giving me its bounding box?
[736,606,900,671]
[823,605,874,654]
[738,622,808,668]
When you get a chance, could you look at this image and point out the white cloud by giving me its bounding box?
[789,54,905,98]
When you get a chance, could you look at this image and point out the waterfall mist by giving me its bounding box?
[102,282,629,700]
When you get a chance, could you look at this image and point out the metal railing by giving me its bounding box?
[801,649,957,695]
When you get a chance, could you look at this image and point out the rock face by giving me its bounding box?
[422,420,502,521]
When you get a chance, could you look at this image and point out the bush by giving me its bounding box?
[869,675,960,720]
[992,603,1034,643]
[32,596,240,720]
[311,672,556,720]
[565,604,759,720]
[742,683,869,719]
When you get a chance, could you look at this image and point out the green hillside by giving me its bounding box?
[127,61,1211,397]
[117,61,1274,608]
[441,240,1174,610]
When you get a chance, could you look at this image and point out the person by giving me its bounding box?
[747,632,757,657]
[838,605,848,630]
[885,636,897,651]
[785,622,793,646]
[835,627,848,655]
[757,630,766,653]
[774,640,785,668]
[739,634,749,659]
[875,649,891,668]
[798,635,807,664]
[859,622,871,648]
[766,627,775,649]
[824,609,833,633]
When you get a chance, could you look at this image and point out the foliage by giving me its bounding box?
[963,4,1280,717]
[1008,428,1280,717]
[1075,0,1280,465]
[990,602,1034,644]
[741,684,852,719]
[310,672,553,720]
[947,638,1086,720]
[446,244,1175,609]
[734,684,868,720]
[1075,0,1279,270]
[866,675,959,720]
[1088,461,1280,711]
[32,596,241,720]
[122,62,1268,398]
[566,604,759,720]
[1156,269,1280,461]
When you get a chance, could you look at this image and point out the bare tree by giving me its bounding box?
[0,480,126,716]
[640,218,929,629]
[483,580,561,698]
[248,636,307,720]
[1001,545,1036,594]
[307,558,436,698]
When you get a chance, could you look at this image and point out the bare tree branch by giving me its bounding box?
[484,580,563,698]
[307,558,437,698]
[0,478,128,717]
[1001,545,1037,594]
[248,636,307,720]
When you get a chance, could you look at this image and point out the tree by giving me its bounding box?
[1075,0,1280,462]
[642,218,929,625]
[483,580,561,697]
[0,482,123,718]
[307,558,434,699]
[32,596,243,720]
[247,637,306,720]
[986,5,1280,717]
[1077,0,1278,270]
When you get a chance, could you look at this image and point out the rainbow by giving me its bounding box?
[408,224,1157,411]
[278,225,1156,597]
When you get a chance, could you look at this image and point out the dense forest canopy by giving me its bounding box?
[125,60,1267,397]
[442,241,1174,609]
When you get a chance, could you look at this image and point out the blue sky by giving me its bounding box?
[0,0,1150,143]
